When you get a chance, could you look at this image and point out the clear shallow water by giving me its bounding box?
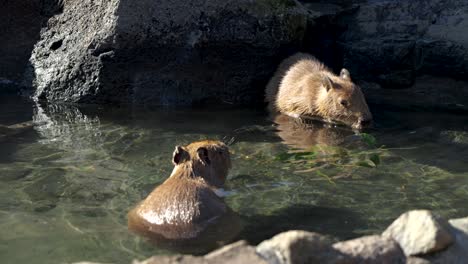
[1,95,468,264]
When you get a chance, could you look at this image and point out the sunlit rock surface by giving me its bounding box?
[26,0,307,105]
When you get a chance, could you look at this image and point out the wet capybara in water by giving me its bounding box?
[265,53,372,130]
[128,140,240,253]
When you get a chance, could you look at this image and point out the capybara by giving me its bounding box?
[266,53,372,130]
[128,140,240,253]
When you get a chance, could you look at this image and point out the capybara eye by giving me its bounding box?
[340,99,348,107]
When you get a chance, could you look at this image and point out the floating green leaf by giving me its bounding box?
[360,133,377,147]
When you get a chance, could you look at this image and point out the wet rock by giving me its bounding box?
[382,210,454,256]
[27,0,307,105]
[332,235,405,264]
[256,230,345,264]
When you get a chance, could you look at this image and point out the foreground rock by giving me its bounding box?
[256,230,345,264]
[131,211,468,264]
[382,210,454,256]
[27,0,307,105]
[135,241,267,264]
[332,235,405,264]
[406,217,468,264]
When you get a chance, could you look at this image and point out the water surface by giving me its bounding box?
[1,95,468,264]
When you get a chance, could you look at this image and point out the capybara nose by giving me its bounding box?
[359,119,372,127]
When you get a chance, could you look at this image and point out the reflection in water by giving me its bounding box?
[1,99,468,264]
[33,104,103,150]
[272,114,356,149]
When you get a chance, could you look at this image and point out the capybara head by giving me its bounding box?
[311,69,372,130]
[171,140,231,188]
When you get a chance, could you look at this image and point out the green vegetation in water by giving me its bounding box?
[274,133,385,177]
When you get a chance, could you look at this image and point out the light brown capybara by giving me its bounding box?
[265,53,372,130]
[128,140,240,253]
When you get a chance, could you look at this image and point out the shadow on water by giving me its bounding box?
[239,203,366,244]
[372,107,468,174]
[0,95,37,164]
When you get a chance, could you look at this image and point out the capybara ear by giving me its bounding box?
[197,147,211,165]
[340,68,351,80]
[322,74,333,92]
[172,146,188,165]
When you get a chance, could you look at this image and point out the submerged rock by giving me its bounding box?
[382,210,454,256]
[27,0,307,105]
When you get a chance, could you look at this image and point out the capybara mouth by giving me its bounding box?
[352,119,373,130]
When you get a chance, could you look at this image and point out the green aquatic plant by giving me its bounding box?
[359,133,378,148]
[272,133,389,180]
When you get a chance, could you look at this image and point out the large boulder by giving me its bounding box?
[382,210,454,256]
[27,0,307,105]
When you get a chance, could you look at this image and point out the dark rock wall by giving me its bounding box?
[26,0,307,105]
[336,0,468,88]
[0,0,54,92]
[3,0,468,108]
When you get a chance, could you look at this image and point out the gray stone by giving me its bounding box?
[27,0,307,105]
[382,210,454,256]
[449,217,468,235]
[134,240,266,264]
[205,240,267,264]
[405,217,468,264]
[256,230,345,264]
[332,235,405,264]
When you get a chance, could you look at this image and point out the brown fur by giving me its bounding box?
[266,53,372,129]
[127,140,236,245]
